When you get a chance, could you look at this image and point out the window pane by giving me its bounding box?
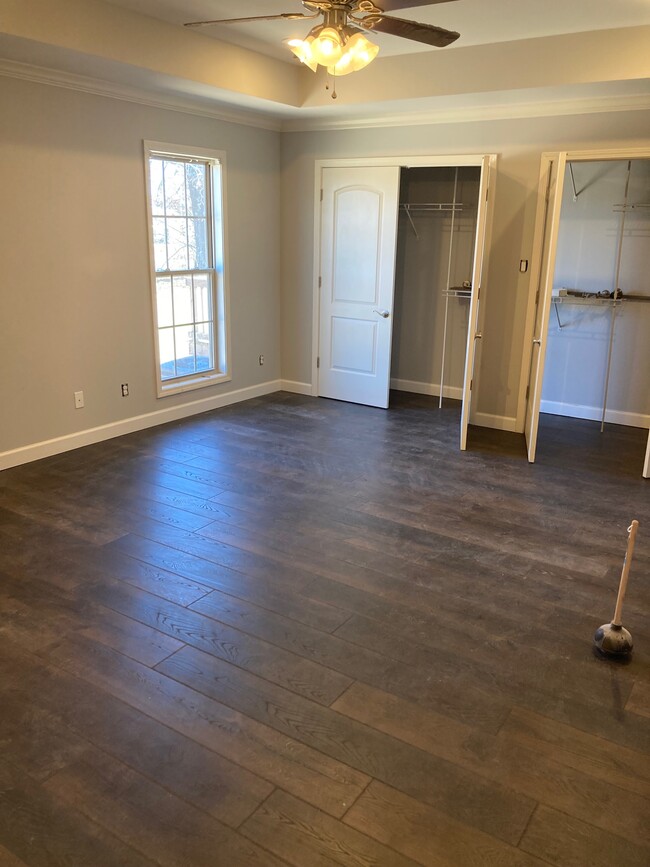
[172,275,193,325]
[150,159,165,215]
[158,328,176,380]
[174,325,197,376]
[155,276,173,328]
[188,218,208,270]
[163,160,186,216]
[196,322,213,372]
[152,218,168,271]
[166,218,188,271]
[186,163,206,216]
[193,274,212,322]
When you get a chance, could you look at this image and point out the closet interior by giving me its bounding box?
[390,165,481,404]
[541,159,650,431]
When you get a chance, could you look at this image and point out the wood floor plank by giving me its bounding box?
[626,681,650,718]
[240,789,420,867]
[76,578,352,706]
[332,682,650,846]
[344,781,549,867]
[44,634,370,818]
[0,635,273,829]
[500,706,650,798]
[0,759,155,867]
[519,805,650,867]
[157,644,535,844]
[44,749,288,867]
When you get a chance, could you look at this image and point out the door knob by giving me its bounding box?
[373,309,390,319]
[475,332,483,339]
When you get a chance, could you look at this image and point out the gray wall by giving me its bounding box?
[0,76,281,455]
[280,111,650,427]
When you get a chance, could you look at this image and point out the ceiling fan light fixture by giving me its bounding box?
[328,30,379,76]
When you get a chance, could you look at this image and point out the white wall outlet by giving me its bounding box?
[74,390,84,409]
[258,354,264,366]
[121,383,129,397]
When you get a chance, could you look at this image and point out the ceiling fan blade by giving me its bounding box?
[373,0,458,10]
[184,13,314,29]
[360,13,460,47]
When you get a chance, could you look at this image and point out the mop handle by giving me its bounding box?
[612,520,639,626]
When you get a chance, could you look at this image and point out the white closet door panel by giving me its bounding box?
[319,166,400,409]
[525,154,566,463]
[644,429,650,478]
[460,156,494,450]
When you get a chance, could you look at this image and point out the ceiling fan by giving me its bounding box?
[184,1,460,79]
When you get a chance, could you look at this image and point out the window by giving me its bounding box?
[144,142,229,396]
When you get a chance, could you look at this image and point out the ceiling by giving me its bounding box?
[1,0,649,127]
[101,0,650,61]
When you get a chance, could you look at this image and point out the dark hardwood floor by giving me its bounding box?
[0,391,648,866]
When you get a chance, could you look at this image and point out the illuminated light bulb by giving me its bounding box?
[284,36,318,72]
[310,26,343,65]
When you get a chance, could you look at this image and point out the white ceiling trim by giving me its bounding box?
[285,92,650,132]
[1,57,648,135]
[0,59,283,132]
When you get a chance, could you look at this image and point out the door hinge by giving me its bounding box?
[318,276,322,288]
[485,185,489,202]
[470,379,473,391]
[535,289,540,305]
[317,357,320,369]
[320,189,323,202]
[526,385,530,400]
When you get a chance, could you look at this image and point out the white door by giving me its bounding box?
[460,156,494,450]
[524,154,567,462]
[644,430,650,478]
[318,166,400,408]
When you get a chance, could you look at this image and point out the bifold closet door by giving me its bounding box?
[644,430,650,478]
[524,153,566,463]
[318,166,400,409]
[460,156,493,450]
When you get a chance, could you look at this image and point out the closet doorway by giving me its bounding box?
[524,148,650,477]
[314,155,496,450]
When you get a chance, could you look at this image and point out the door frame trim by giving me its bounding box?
[312,154,497,400]
[517,146,650,434]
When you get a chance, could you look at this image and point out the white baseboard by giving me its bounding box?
[281,380,313,395]
[470,412,518,432]
[540,400,650,429]
[390,378,462,401]
[0,380,283,471]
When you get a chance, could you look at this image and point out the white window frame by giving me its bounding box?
[144,141,231,398]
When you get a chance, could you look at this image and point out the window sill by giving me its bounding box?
[157,371,231,399]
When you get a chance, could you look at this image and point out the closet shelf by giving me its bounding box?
[551,295,650,306]
[400,202,466,213]
[612,203,650,212]
[443,287,472,299]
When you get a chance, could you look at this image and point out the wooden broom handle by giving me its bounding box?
[612,520,639,626]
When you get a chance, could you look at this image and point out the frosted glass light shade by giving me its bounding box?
[285,36,318,72]
[328,32,379,76]
[310,26,343,65]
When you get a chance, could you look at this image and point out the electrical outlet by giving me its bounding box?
[258,354,264,366]
[121,383,129,397]
[74,390,84,409]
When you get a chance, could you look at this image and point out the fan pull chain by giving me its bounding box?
[325,71,338,100]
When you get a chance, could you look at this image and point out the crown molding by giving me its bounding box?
[282,91,650,132]
[1,57,648,135]
[0,58,284,132]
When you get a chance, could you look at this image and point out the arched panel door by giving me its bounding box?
[318,166,400,408]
